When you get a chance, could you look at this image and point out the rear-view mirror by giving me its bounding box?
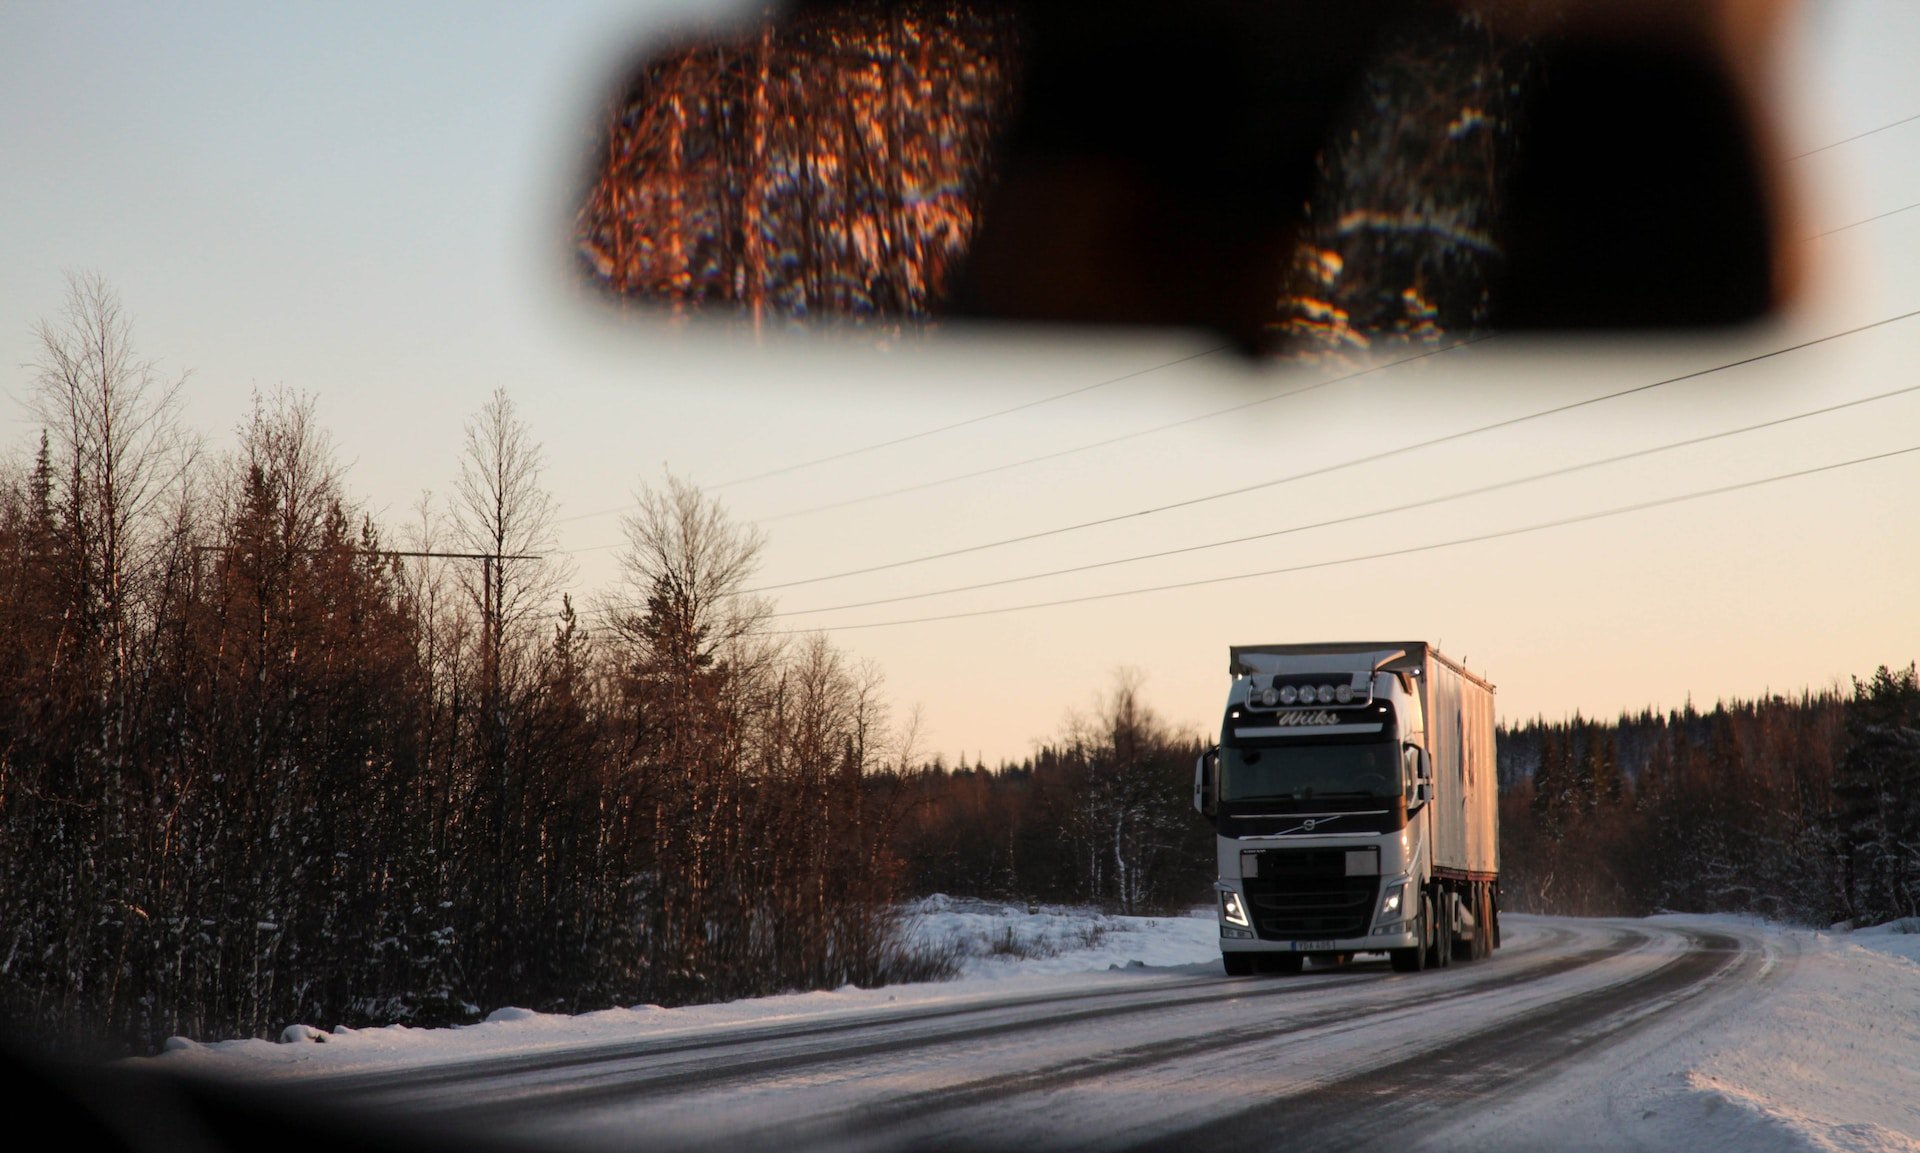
[574,0,1792,354]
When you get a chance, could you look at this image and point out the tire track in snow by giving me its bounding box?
[712,929,1645,1153]
[1134,928,1755,1153]
[321,925,1576,1115]
[407,925,1642,1147]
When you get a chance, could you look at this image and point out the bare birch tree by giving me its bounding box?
[29,272,188,683]
[453,388,567,691]
[450,388,568,996]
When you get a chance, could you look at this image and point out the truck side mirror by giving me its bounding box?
[1193,746,1220,819]
[1403,744,1432,811]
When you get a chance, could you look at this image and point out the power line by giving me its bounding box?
[766,442,1920,634]
[754,335,1488,523]
[549,342,1229,527]
[765,380,1920,618]
[586,307,1920,619]
[1790,111,1920,160]
[552,335,1484,554]
[193,544,541,561]
[554,503,632,528]
[1808,197,1920,240]
[733,306,1920,595]
[713,343,1231,489]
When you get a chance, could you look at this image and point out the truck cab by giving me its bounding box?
[1194,643,1498,975]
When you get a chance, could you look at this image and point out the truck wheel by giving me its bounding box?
[1390,897,1430,973]
[1429,893,1453,969]
[1453,889,1477,963]
[1223,952,1254,976]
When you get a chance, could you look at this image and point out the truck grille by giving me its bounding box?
[1243,849,1380,941]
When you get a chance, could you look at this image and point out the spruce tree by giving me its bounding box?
[1835,665,1920,922]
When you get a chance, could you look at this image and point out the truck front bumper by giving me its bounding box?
[1219,922,1418,954]
[1216,878,1417,954]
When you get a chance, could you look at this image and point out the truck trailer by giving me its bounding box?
[1193,642,1499,975]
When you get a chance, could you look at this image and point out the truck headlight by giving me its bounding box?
[1380,882,1405,918]
[1221,890,1251,928]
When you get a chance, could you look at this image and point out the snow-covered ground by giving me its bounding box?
[1648,914,1920,1153]
[150,905,1920,1152]
[1432,912,1920,1153]
[901,893,1223,977]
[154,897,1227,1077]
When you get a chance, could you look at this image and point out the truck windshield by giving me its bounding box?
[1221,740,1400,801]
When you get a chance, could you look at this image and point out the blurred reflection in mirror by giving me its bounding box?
[575,1,1786,354]
[575,3,1022,332]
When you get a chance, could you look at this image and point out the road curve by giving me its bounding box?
[270,917,1764,1153]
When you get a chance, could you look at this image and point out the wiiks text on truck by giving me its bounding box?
[1193,642,1499,975]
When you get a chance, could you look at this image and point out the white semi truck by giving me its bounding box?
[1193,642,1499,975]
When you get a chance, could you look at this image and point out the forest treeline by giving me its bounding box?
[0,277,923,1055]
[1496,668,1920,925]
[880,675,1214,913]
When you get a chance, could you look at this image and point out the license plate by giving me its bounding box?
[1293,940,1336,951]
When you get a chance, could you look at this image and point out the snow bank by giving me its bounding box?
[1680,1073,1918,1153]
[1482,913,1920,1153]
[902,895,1220,979]
[1676,916,1920,1153]
[1847,916,1920,968]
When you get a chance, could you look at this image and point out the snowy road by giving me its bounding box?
[273,918,1778,1152]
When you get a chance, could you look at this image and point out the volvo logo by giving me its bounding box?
[1275,812,1349,836]
[1273,709,1341,727]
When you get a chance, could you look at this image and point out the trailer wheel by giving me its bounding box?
[1473,886,1494,960]
[1390,897,1430,973]
[1222,952,1254,977]
[1463,885,1484,961]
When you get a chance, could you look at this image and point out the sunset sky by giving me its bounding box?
[5,0,1919,764]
